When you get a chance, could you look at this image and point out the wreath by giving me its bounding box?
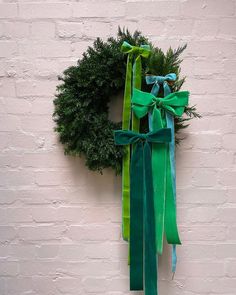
[53,28,200,174]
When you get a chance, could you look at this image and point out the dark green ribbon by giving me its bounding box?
[114,128,171,295]
[132,88,189,254]
[120,41,150,242]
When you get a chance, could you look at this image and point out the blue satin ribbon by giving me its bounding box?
[146,74,178,273]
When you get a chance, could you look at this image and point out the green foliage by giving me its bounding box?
[53,28,200,174]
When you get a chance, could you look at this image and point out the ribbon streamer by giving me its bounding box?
[114,128,171,295]
[146,74,180,273]
[132,88,189,255]
[120,41,150,241]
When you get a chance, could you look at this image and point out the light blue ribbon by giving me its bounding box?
[146,74,177,273]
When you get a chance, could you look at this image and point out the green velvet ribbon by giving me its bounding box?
[120,41,150,241]
[132,88,189,254]
[114,128,171,294]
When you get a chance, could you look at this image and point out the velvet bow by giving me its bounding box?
[114,128,171,295]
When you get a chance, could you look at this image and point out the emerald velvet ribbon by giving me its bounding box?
[120,41,150,241]
[114,128,171,295]
[146,74,180,273]
[132,88,189,255]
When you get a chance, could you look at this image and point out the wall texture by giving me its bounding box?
[0,0,236,294]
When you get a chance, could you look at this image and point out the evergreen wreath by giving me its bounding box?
[53,28,200,174]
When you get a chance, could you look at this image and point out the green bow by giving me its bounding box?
[132,88,189,254]
[120,42,150,242]
[132,88,189,121]
[114,128,171,295]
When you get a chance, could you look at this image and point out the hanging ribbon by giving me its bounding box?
[146,74,180,273]
[120,41,150,241]
[132,88,189,256]
[114,128,171,295]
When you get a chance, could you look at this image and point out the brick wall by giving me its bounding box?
[0,0,236,294]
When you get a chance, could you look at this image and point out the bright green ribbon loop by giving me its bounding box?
[120,42,150,242]
[132,88,189,254]
[132,88,189,119]
[121,41,150,58]
[114,128,171,295]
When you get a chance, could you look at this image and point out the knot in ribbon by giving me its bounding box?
[146,73,177,97]
[152,96,163,108]
[115,128,171,295]
[121,41,150,58]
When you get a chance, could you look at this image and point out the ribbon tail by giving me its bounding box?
[130,141,144,290]
[151,108,166,254]
[148,83,160,132]
[166,112,179,273]
[122,54,132,242]
[164,83,180,273]
[164,144,181,246]
[144,141,158,295]
[132,55,141,132]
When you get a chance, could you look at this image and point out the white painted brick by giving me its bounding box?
[2,22,30,39]
[56,206,84,222]
[0,115,20,132]
[219,170,236,186]
[180,225,227,241]
[193,19,219,38]
[215,243,236,259]
[54,277,82,294]
[192,168,218,187]
[126,1,180,18]
[57,22,83,39]
[176,261,224,277]
[58,244,86,260]
[0,170,35,187]
[72,2,125,18]
[65,261,120,276]
[178,188,227,205]
[83,206,109,223]
[31,207,58,223]
[222,134,236,150]
[0,226,16,242]
[16,80,57,97]
[218,207,236,223]
[18,225,66,241]
[205,0,235,16]
[83,277,107,292]
[5,277,33,294]
[19,41,71,58]
[4,208,33,223]
[67,225,121,242]
[0,4,17,19]
[0,78,16,97]
[0,190,18,205]
[0,41,17,57]
[0,261,19,277]
[9,245,36,259]
[8,132,38,150]
[187,207,218,223]
[31,22,55,40]
[181,0,207,17]
[36,245,59,258]
[178,243,216,260]
[165,19,194,37]
[19,3,71,19]
[32,276,58,294]
[225,261,236,277]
